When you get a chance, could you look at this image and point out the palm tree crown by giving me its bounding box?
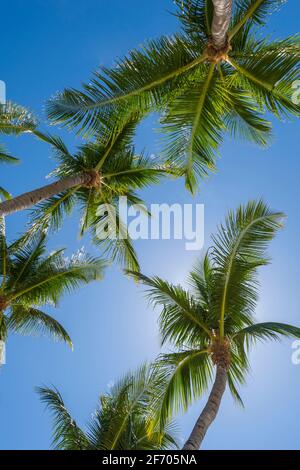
[38,364,178,450]
[129,200,300,448]
[0,117,172,270]
[48,0,300,192]
[0,228,106,356]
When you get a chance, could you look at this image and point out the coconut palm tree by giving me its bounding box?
[37,364,178,450]
[48,0,300,191]
[0,117,172,269]
[0,226,106,365]
[128,200,300,450]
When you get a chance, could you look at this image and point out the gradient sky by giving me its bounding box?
[1,0,300,450]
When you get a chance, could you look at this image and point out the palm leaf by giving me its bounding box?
[47,34,205,135]
[37,387,89,450]
[234,322,300,345]
[0,147,19,164]
[175,0,214,38]
[230,0,287,39]
[127,271,212,340]
[8,306,73,348]
[10,251,106,306]
[150,350,212,429]
[212,200,284,337]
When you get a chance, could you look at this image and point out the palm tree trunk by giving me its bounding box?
[182,365,227,450]
[211,0,232,49]
[0,173,92,217]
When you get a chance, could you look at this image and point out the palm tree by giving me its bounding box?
[0,226,106,365]
[48,0,300,191]
[37,364,178,450]
[0,118,172,269]
[128,200,300,450]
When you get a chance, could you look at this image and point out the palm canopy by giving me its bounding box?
[37,364,178,450]
[23,118,171,271]
[48,0,300,192]
[0,227,106,350]
[128,200,300,427]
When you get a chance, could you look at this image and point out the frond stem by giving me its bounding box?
[226,56,273,91]
[61,55,207,112]
[187,63,215,173]
[228,0,265,40]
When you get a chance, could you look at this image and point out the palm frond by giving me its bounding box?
[161,64,226,192]
[92,200,140,271]
[42,364,179,450]
[0,147,19,164]
[47,34,204,135]
[37,387,89,450]
[175,0,214,38]
[227,35,300,118]
[230,0,287,39]
[126,271,212,342]
[8,306,73,348]
[234,322,300,346]
[150,350,212,429]
[211,200,285,337]
[11,250,106,306]
[223,87,272,146]
[227,349,249,406]
[0,187,12,201]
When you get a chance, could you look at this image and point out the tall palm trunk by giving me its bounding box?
[183,365,227,450]
[0,172,92,217]
[211,0,232,49]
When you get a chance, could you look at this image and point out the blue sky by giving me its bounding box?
[1,0,300,450]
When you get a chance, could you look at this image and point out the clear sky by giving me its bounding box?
[1,0,300,450]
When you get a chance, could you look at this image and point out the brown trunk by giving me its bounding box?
[0,173,93,217]
[211,0,232,49]
[182,365,227,450]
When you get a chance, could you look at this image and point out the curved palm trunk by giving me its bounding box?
[0,173,91,217]
[183,365,227,450]
[211,0,232,49]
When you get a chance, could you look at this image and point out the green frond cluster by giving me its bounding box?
[37,364,179,450]
[130,200,300,423]
[0,230,106,347]
[25,120,169,271]
[46,0,299,192]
